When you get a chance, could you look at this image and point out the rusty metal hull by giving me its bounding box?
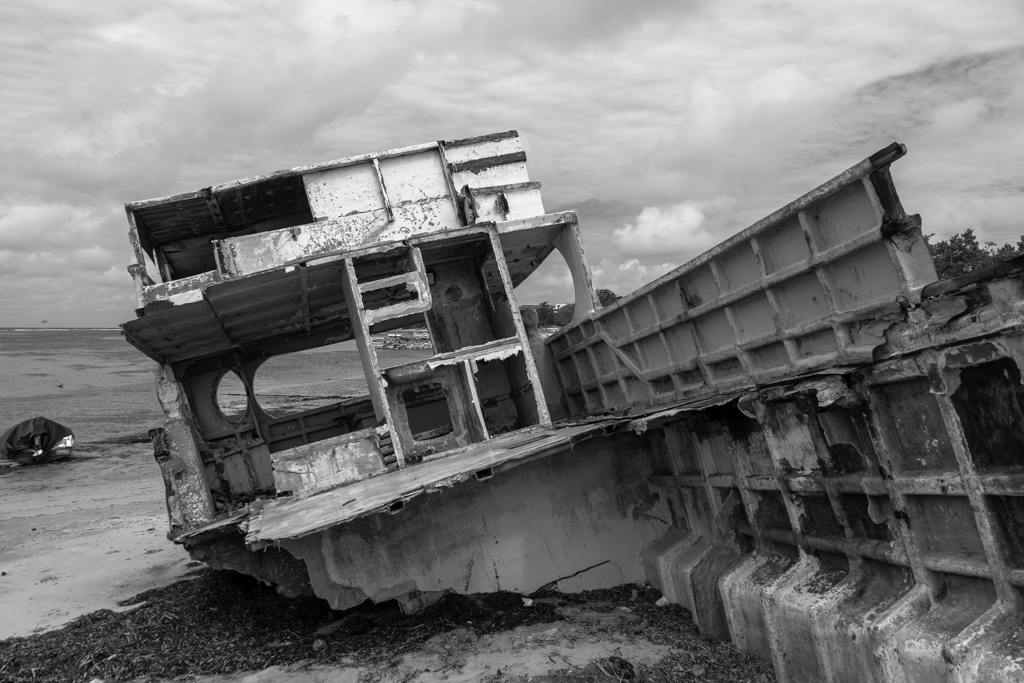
[122,134,1024,682]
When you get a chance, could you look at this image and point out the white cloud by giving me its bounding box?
[612,202,717,257]
[930,97,988,136]
[1,0,1023,325]
[596,258,677,299]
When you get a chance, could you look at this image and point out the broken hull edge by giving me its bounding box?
[180,430,678,610]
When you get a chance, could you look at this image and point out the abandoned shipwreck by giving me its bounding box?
[121,131,1024,682]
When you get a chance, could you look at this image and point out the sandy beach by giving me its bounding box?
[0,330,775,682]
[0,329,430,639]
[0,329,190,638]
[0,445,193,639]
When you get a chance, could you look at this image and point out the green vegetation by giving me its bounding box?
[927,229,1024,280]
[597,288,621,307]
[533,289,622,327]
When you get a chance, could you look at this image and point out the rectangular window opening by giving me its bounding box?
[402,382,455,442]
[474,353,540,435]
[254,340,378,454]
[420,234,510,354]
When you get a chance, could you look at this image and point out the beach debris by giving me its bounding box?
[654,596,669,608]
[0,576,775,682]
[596,656,635,680]
[372,328,432,350]
[0,417,74,465]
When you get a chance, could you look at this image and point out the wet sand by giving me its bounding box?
[0,329,182,638]
[0,329,430,639]
[0,446,193,639]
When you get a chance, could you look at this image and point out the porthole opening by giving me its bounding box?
[215,370,248,423]
[402,382,454,441]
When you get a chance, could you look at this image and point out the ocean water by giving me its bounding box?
[0,329,159,445]
[0,329,431,447]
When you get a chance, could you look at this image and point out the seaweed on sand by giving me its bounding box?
[0,570,773,682]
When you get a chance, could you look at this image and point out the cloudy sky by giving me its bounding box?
[1,1,1022,327]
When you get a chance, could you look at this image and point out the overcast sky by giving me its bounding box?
[1,1,1022,327]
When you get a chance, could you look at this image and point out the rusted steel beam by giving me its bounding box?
[547,142,938,416]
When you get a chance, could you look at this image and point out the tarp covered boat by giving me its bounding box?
[0,417,75,465]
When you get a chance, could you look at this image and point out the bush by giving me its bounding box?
[927,229,1024,280]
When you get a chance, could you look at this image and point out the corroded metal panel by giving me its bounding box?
[462,181,544,224]
[122,130,1024,683]
[636,275,1024,682]
[444,131,532,192]
[124,130,548,288]
[547,143,939,416]
[303,160,388,220]
[216,197,461,277]
[271,428,386,497]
